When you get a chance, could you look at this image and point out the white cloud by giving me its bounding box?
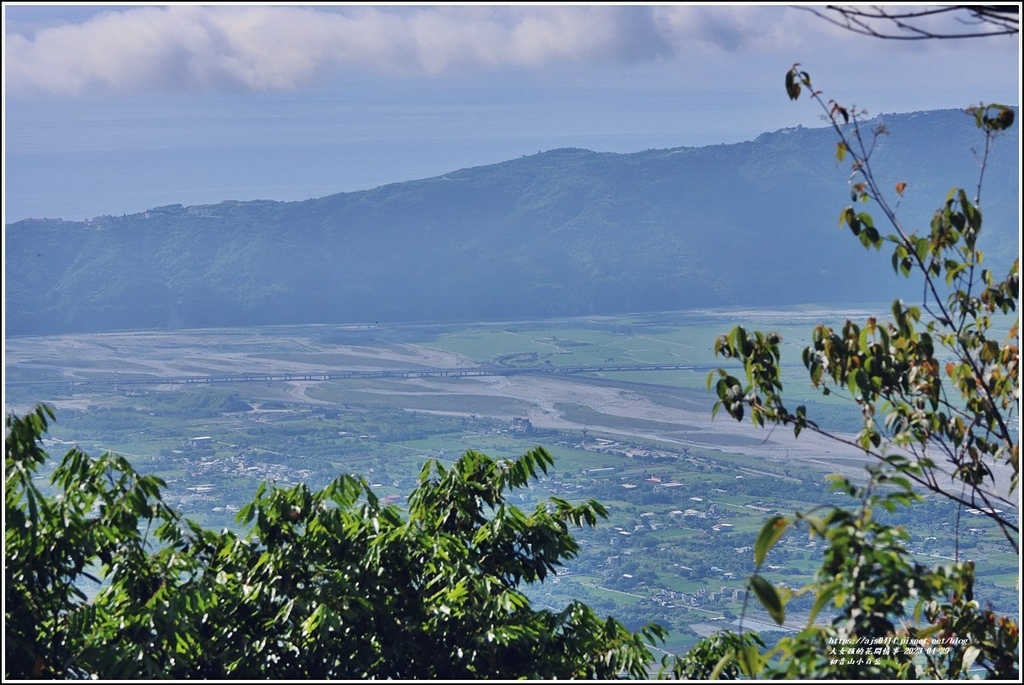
[4,4,1016,97]
[2,4,807,95]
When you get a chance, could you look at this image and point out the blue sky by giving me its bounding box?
[3,3,1021,222]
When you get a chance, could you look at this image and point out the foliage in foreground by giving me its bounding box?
[697,68,1019,679]
[5,405,669,679]
[675,469,1019,679]
[8,403,1018,681]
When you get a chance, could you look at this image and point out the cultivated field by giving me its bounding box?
[6,308,1017,650]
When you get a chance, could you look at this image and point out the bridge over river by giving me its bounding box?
[7,363,719,388]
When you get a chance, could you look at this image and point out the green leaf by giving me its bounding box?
[749,574,785,625]
[735,643,764,676]
[710,652,734,680]
[754,515,790,567]
[785,68,801,100]
[807,581,840,627]
[839,206,855,228]
[835,142,847,162]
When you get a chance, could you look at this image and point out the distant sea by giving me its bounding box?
[4,79,784,223]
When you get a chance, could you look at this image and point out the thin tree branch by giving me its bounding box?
[795,5,1019,40]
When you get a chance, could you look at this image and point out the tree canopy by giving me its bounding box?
[5,406,671,679]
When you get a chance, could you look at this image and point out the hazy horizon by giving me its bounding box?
[4,4,1019,223]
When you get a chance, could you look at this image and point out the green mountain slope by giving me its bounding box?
[5,109,1018,335]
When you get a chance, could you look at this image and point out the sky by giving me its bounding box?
[2,3,1021,222]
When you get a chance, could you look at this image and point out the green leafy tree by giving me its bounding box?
[698,68,1019,678]
[5,405,671,679]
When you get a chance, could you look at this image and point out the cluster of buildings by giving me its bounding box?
[649,585,746,610]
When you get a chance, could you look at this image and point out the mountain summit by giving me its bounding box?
[5,109,1018,336]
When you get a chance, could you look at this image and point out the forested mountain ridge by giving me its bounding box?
[5,108,1018,336]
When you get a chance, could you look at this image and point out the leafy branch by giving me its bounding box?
[713,67,1018,554]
